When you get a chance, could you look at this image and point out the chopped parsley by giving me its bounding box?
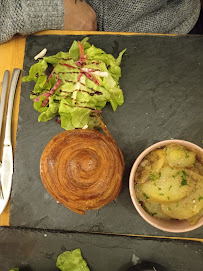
[182,170,188,177]
[172,171,181,179]
[149,172,161,182]
[180,179,188,187]
[198,196,203,202]
[180,170,188,187]
[168,185,172,191]
[185,151,190,158]
[176,203,179,208]
[159,193,164,196]
[164,147,167,153]
[143,193,149,200]
[168,207,171,211]
[158,187,162,191]
[149,173,156,181]
[167,196,170,200]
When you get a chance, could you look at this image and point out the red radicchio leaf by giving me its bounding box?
[84,72,100,86]
[41,79,61,107]
[59,63,77,69]
[33,92,50,102]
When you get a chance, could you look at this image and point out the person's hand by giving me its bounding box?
[63,0,97,31]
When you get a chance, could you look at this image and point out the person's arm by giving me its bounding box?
[0,0,97,44]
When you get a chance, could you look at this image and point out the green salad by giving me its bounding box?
[10,248,90,271]
[56,248,90,271]
[22,38,126,130]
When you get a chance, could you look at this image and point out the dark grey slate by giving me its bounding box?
[0,227,203,271]
[10,34,203,238]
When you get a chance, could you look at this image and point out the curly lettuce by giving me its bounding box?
[22,37,126,130]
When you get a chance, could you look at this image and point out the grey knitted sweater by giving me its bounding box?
[0,0,201,44]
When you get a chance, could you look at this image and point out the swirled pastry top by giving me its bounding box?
[40,129,124,214]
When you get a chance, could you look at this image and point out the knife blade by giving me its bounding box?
[0,68,21,214]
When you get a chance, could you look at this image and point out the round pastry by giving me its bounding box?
[40,129,124,214]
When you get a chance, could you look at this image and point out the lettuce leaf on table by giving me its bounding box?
[56,248,90,271]
[22,38,126,130]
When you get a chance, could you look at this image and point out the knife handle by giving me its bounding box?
[4,69,21,146]
[0,70,9,136]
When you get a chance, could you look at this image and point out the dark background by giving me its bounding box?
[1,227,203,271]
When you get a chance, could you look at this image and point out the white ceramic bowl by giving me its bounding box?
[129,139,203,233]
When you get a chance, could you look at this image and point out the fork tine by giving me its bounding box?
[0,70,9,135]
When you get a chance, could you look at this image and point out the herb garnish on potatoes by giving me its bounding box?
[134,144,203,225]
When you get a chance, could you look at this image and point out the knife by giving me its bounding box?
[0,68,21,214]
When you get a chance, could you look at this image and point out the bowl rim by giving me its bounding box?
[129,139,203,233]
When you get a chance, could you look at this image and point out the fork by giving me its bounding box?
[0,70,9,200]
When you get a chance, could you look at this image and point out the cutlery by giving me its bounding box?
[0,68,21,214]
[0,70,9,200]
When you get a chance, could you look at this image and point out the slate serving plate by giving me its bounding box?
[1,227,203,271]
[10,34,203,238]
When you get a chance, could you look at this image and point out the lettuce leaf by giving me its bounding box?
[22,38,126,130]
[22,59,48,82]
[38,96,59,122]
[56,248,90,271]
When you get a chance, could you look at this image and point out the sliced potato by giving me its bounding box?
[140,166,195,203]
[185,169,203,182]
[142,201,172,220]
[161,175,203,220]
[187,208,203,225]
[135,183,146,202]
[135,149,165,183]
[165,144,196,168]
[189,161,203,176]
[135,183,171,220]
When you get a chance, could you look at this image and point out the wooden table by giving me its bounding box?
[0,30,202,243]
